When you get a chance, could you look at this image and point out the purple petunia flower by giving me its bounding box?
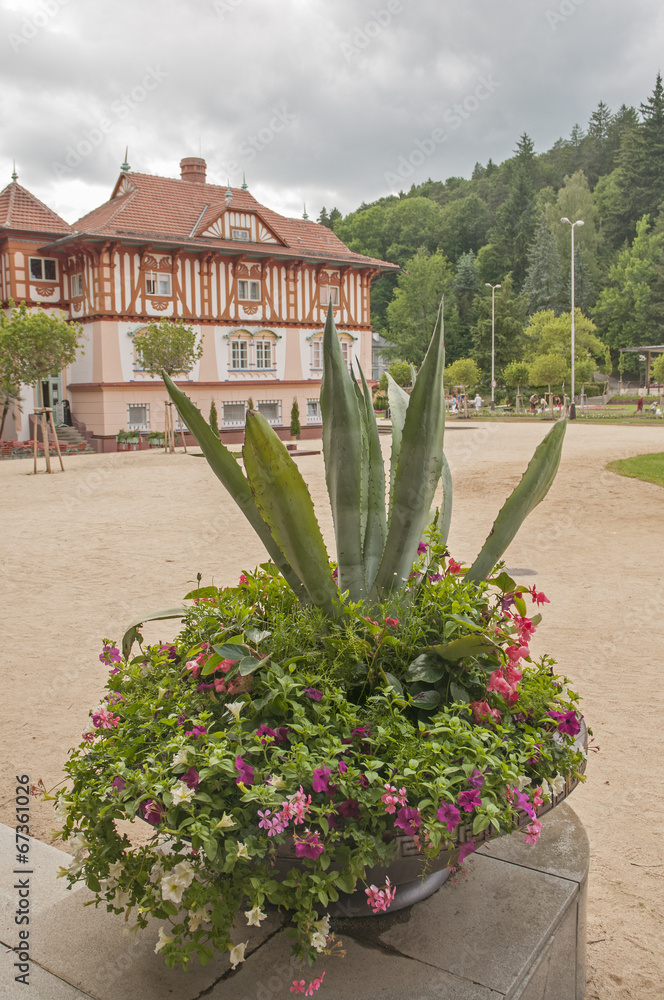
[294,829,324,859]
[304,688,323,701]
[181,767,200,790]
[337,798,361,819]
[549,709,581,737]
[393,806,422,835]
[235,755,255,785]
[437,802,461,832]
[467,769,484,789]
[141,799,165,826]
[457,789,482,813]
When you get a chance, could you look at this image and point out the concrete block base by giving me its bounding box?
[0,802,588,1000]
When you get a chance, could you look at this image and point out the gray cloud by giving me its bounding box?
[1,0,663,223]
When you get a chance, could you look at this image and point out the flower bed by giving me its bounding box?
[56,553,585,978]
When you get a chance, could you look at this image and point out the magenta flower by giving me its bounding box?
[529,586,550,606]
[304,687,323,701]
[524,819,542,845]
[91,707,120,729]
[510,787,536,819]
[338,760,348,774]
[381,783,408,814]
[141,799,165,826]
[111,776,126,794]
[312,767,333,794]
[285,786,312,825]
[457,789,482,813]
[457,839,475,863]
[417,542,428,555]
[365,877,396,913]
[109,667,120,676]
[437,802,461,832]
[394,806,422,835]
[81,731,95,744]
[99,644,121,665]
[467,769,484,789]
[235,755,255,785]
[338,797,361,819]
[549,709,581,736]
[184,724,207,738]
[181,767,200,791]
[258,808,288,836]
[257,724,277,743]
[293,829,324,859]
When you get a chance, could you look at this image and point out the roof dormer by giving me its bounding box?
[196,205,283,245]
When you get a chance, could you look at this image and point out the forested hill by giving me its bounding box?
[317,75,664,379]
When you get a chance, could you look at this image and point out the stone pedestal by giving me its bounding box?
[0,802,588,1000]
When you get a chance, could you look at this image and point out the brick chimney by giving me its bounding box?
[180,157,207,183]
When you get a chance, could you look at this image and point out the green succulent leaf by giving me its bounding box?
[357,364,387,590]
[243,409,339,616]
[466,419,567,582]
[371,303,446,598]
[162,372,306,601]
[386,373,409,501]
[423,634,499,660]
[439,454,453,546]
[122,606,192,658]
[320,306,366,600]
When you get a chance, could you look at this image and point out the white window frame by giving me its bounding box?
[230,339,249,370]
[311,339,323,370]
[127,403,150,430]
[256,399,282,425]
[29,257,58,281]
[222,401,247,426]
[70,273,83,298]
[145,271,172,296]
[238,279,261,301]
[307,398,321,423]
[255,340,273,370]
[341,340,351,368]
[232,228,250,242]
[319,285,339,307]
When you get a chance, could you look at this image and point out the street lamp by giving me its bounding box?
[560,217,584,419]
[485,282,501,411]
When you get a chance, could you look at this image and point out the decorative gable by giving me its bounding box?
[111,174,136,199]
[199,207,282,244]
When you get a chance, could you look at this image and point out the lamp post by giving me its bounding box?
[485,282,501,411]
[560,217,584,419]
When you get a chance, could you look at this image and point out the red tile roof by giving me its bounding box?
[59,171,397,271]
[0,181,72,235]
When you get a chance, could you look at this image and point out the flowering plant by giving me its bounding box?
[57,308,587,989]
[57,554,585,977]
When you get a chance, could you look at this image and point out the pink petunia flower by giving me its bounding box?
[293,829,324,859]
[437,802,461,832]
[457,788,482,813]
[524,819,542,845]
[337,797,361,819]
[304,688,323,701]
[549,709,581,736]
[141,799,165,826]
[91,707,120,729]
[457,839,475,863]
[235,756,255,785]
[393,806,422,835]
[385,616,399,628]
[381,783,408,814]
[312,767,334,795]
[181,767,200,791]
[529,587,550,606]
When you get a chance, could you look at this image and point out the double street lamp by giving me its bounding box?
[485,282,501,411]
[561,217,584,419]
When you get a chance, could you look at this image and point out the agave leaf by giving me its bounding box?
[371,307,446,598]
[122,606,192,659]
[353,376,370,555]
[243,410,339,616]
[423,634,499,661]
[466,419,567,582]
[386,373,409,502]
[409,362,417,387]
[439,454,453,546]
[357,364,387,590]
[320,306,366,600]
[162,372,306,601]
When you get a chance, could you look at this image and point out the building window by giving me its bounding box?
[311,340,323,369]
[255,340,273,370]
[127,403,149,429]
[238,279,261,301]
[230,340,249,370]
[307,398,321,422]
[232,228,250,241]
[223,401,246,425]
[145,272,172,296]
[29,257,57,281]
[70,273,83,298]
[341,340,351,368]
[320,285,339,306]
[257,400,281,424]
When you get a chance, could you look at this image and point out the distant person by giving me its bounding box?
[554,395,561,414]
[529,393,538,414]
[473,393,483,411]
[540,396,547,413]
[633,396,644,414]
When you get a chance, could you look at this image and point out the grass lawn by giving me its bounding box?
[607,452,664,488]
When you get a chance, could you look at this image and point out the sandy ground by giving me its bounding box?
[1,421,663,999]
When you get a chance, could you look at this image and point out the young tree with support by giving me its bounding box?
[529,353,568,419]
[0,300,82,473]
[134,318,203,452]
[503,361,531,413]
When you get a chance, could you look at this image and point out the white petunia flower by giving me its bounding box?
[548,774,566,796]
[214,812,237,830]
[310,913,330,951]
[68,832,88,854]
[244,904,267,927]
[154,927,174,953]
[108,861,125,880]
[226,701,244,722]
[171,860,195,888]
[514,775,531,792]
[53,796,71,823]
[188,905,212,932]
[172,746,189,767]
[236,842,251,860]
[268,775,286,790]
[160,875,186,905]
[229,941,248,969]
[171,781,195,805]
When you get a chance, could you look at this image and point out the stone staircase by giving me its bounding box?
[53,425,96,453]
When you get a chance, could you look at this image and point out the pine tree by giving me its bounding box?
[471,275,528,381]
[318,207,330,227]
[453,251,480,358]
[489,134,539,288]
[523,215,566,314]
[619,75,664,233]
[209,399,219,436]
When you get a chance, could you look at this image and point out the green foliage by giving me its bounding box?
[503,361,531,391]
[290,399,301,437]
[208,400,219,436]
[134,318,203,377]
[523,215,566,314]
[652,355,664,383]
[529,353,568,391]
[445,357,481,390]
[385,250,459,364]
[471,276,528,376]
[378,360,412,391]
[0,300,82,398]
[524,309,604,363]
[608,452,664,488]
[62,566,585,969]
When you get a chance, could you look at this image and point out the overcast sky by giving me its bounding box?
[1,0,664,226]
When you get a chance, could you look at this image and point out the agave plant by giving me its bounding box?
[160,306,565,620]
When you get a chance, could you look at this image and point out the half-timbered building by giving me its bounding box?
[0,157,397,449]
